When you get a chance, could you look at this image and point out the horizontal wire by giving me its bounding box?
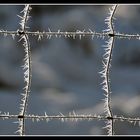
[0,30,140,40]
[0,113,140,122]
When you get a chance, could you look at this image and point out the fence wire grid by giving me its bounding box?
[0,4,140,136]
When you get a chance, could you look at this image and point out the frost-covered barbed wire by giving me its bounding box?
[1,29,140,41]
[1,4,140,136]
[16,4,32,136]
[99,4,118,135]
[1,111,140,127]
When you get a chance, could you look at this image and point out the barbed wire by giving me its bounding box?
[0,4,140,136]
[15,4,32,136]
[99,4,118,135]
[1,111,140,125]
[1,30,140,40]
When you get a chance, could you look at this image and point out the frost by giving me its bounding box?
[100,5,118,136]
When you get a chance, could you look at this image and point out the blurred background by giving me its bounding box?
[0,4,140,135]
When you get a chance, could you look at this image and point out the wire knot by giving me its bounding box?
[18,115,24,119]
[108,33,115,37]
[107,116,113,120]
[17,29,25,35]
